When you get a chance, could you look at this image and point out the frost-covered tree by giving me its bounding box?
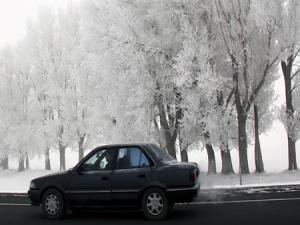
[203,0,235,174]
[25,8,58,170]
[56,3,99,161]
[0,47,12,169]
[27,6,76,170]
[173,1,219,173]
[251,81,277,173]
[2,0,298,174]
[276,0,300,170]
[82,0,193,159]
[215,0,284,174]
[52,8,83,170]
[81,0,155,146]
[292,74,300,141]
[0,42,40,171]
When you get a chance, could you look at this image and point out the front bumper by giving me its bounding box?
[28,189,41,206]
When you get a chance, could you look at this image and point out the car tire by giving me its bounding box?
[42,188,65,219]
[142,188,169,221]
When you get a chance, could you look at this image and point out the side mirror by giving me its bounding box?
[78,163,92,173]
[76,166,83,174]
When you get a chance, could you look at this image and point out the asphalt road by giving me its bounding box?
[1,185,300,225]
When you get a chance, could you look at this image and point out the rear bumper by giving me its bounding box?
[28,189,41,206]
[166,181,200,203]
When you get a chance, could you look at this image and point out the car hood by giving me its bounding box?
[30,170,70,190]
[33,170,68,181]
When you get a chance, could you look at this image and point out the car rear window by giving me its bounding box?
[146,144,175,162]
[116,147,150,169]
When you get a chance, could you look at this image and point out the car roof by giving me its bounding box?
[94,143,152,149]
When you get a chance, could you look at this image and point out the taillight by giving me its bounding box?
[190,168,199,183]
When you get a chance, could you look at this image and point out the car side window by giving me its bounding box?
[116,147,150,169]
[80,149,114,172]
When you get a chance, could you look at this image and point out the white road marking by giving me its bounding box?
[178,197,300,205]
[1,197,300,207]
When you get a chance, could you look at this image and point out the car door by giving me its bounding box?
[111,147,152,204]
[67,148,117,206]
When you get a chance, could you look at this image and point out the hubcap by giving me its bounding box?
[45,194,60,216]
[146,192,163,216]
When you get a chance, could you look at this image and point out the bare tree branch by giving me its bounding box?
[291,68,300,80]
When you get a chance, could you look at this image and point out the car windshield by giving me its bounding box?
[147,144,175,162]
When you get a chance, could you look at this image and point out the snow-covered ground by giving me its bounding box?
[200,170,300,189]
[0,170,58,193]
[1,169,300,193]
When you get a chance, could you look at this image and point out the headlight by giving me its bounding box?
[30,181,37,189]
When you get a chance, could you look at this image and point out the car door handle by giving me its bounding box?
[138,173,146,178]
[102,176,109,181]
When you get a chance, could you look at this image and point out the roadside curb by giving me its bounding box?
[0,193,28,197]
[200,183,300,192]
[198,184,300,202]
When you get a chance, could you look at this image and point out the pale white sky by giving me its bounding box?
[0,0,297,172]
[0,0,72,47]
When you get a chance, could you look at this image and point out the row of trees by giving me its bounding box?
[0,0,299,174]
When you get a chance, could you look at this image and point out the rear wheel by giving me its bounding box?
[142,188,169,221]
[42,188,65,219]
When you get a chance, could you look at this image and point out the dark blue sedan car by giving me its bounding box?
[28,143,200,220]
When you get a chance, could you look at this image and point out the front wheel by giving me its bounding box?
[142,188,169,221]
[42,188,65,219]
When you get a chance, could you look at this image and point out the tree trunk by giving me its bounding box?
[231,55,250,174]
[78,135,85,161]
[45,147,51,170]
[203,130,216,174]
[179,134,189,162]
[206,143,216,174]
[18,157,25,172]
[179,142,188,162]
[287,131,297,170]
[217,90,234,175]
[220,142,234,174]
[25,153,30,170]
[165,134,177,159]
[180,149,188,162]
[281,58,297,170]
[237,114,250,174]
[0,156,8,170]
[59,143,66,171]
[254,105,264,173]
[156,84,181,161]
